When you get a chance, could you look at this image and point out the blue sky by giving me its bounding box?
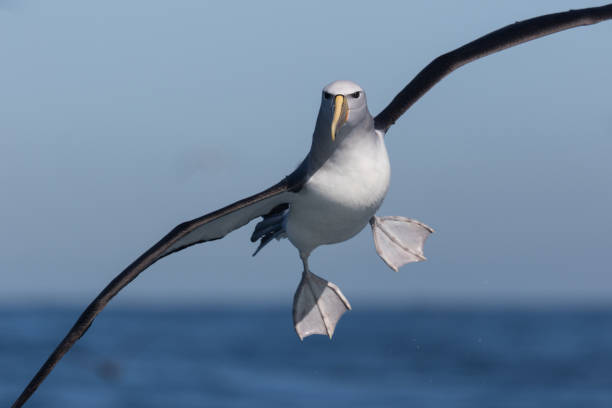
[1,1,611,306]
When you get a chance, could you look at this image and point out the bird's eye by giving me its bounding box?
[351,91,360,98]
[323,92,332,100]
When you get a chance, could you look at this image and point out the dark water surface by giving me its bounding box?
[2,306,612,407]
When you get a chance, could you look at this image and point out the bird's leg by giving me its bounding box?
[292,254,351,340]
[370,216,434,272]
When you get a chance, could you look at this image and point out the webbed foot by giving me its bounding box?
[293,270,351,340]
[370,216,434,272]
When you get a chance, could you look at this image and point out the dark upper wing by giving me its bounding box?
[374,4,612,133]
[11,167,306,408]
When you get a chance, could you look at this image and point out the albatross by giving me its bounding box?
[12,4,612,407]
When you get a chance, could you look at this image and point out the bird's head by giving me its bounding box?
[320,80,369,141]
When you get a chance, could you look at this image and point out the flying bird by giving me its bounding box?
[12,4,612,408]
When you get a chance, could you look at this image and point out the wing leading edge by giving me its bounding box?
[11,169,306,408]
[374,4,612,133]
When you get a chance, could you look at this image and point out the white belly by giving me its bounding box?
[286,134,390,255]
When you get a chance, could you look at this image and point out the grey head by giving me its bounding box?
[314,80,374,143]
[308,80,375,168]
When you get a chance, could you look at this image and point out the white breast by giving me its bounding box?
[286,131,390,255]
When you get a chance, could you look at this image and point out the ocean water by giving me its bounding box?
[2,305,612,407]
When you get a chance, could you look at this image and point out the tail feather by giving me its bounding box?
[252,227,285,256]
[251,206,288,256]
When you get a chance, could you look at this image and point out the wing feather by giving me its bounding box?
[374,4,612,133]
[11,170,305,408]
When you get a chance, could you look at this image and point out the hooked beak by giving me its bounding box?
[330,94,349,141]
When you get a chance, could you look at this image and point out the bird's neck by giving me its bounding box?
[308,112,376,174]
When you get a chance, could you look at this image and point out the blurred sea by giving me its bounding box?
[2,305,612,408]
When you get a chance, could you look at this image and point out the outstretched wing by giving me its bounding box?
[11,168,306,408]
[374,4,612,134]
